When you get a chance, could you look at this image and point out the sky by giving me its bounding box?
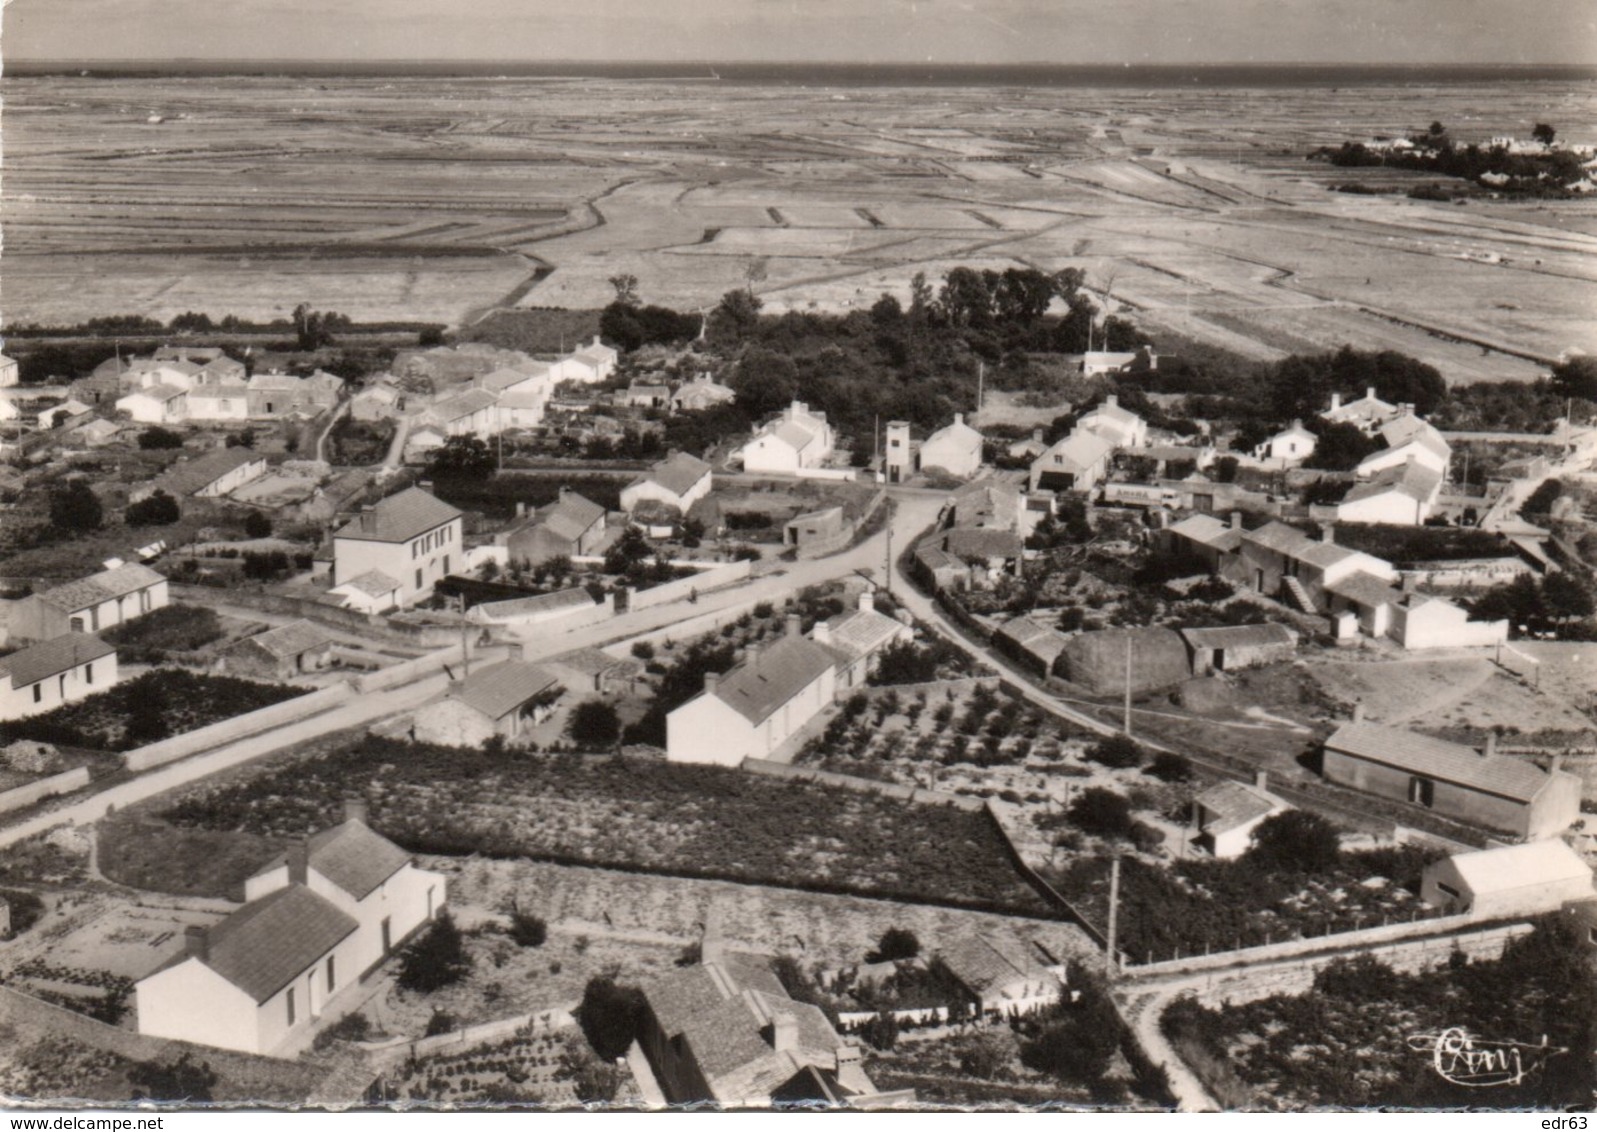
[4,0,1595,65]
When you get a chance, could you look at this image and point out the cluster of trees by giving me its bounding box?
[1316,121,1588,194]
[125,490,180,527]
[1470,571,1596,639]
[49,480,103,532]
[138,426,185,450]
[598,274,704,352]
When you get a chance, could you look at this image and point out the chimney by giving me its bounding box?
[1330,392,1342,412]
[419,479,434,491]
[1401,574,1417,596]
[786,614,802,638]
[1230,510,1243,531]
[1550,753,1564,774]
[516,501,527,519]
[953,412,964,427]
[859,590,876,613]
[812,620,831,645]
[558,486,571,501]
[1483,733,1497,759]
[287,841,309,886]
[1351,702,1365,723]
[1032,428,1044,444]
[185,925,209,962]
[771,1014,799,1053]
[1254,770,1268,792]
[1320,523,1335,544]
[1105,394,1118,408]
[1366,386,1376,401]
[592,334,602,348]
[704,671,720,696]
[343,796,368,826]
[1291,418,1302,431]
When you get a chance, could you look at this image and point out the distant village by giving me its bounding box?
[0,304,1593,1111]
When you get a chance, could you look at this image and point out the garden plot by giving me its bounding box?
[11,897,214,984]
[390,1027,579,1106]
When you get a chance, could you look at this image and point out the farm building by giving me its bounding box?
[939,528,1024,583]
[1233,521,1397,614]
[502,488,607,565]
[11,562,169,642]
[919,414,985,480]
[1075,394,1148,448]
[621,382,670,409]
[622,452,713,515]
[948,478,1023,532]
[71,418,124,447]
[328,569,402,616]
[1421,840,1593,920]
[1058,627,1190,697]
[1337,461,1444,526]
[1324,571,1403,638]
[138,802,446,1055]
[666,619,846,766]
[184,376,251,422]
[1180,623,1298,674]
[784,506,847,551]
[542,648,645,697]
[672,373,736,413]
[638,934,902,1109]
[0,634,118,721]
[246,371,342,419]
[132,447,269,502]
[1322,387,1399,435]
[467,586,599,629]
[992,617,1069,679]
[630,499,683,539]
[1358,413,1452,478]
[350,382,405,422]
[412,661,564,748]
[1080,348,1158,378]
[38,399,93,430]
[422,389,500,441]
[1321,720,1582,840]
[1029,430,1113,494]
[566,336,619,384]
[814,592,912,690]
[222,620,337,681]
[934,935,1064,1019]
[739,402,835,474]
[1194,777,1288,859]
[1389,592,1508,650]
[332,487,463,609]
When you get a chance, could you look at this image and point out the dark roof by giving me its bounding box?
[994,617,1069,664]
[534,492,606,543]
[643,452,712,499]
[335,488,462,544]
[1325,572,1403,610]
[305,819,414,900]
[240,619,336,660]
[711,634,846,725]
[936,935,1053,997]
[1179,623,1297,651]
[200,884,358,1003]
[1343,461,1443,506]
[154,448,264,496]
[942,527,1024,560]
[1325,721,1561,803]
[0,633,115,689]
[823,607,905,661]
[450,660,562,720]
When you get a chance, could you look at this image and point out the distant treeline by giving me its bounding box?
[4,311,446,339]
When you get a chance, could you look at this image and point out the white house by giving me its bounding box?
[137,803,446,1055]
[671,373,736,413]
[666,618,845,765]
[1075,395,1147,449]
[1322,387,1400,435]
[812,592,912,690]
[1029,430,1113,493]
[1389,592,1508,650]
[1254,420,1317,466]
[739,402,835,474]
[0,355,18,387]
[133,447,269,502]
[1421,840,1592,920]
[184,377,252,422]
[412,661,564,747]
[11,563,169,641]
[566,336,619,384]
[621,452,713,515]
[919,414,984,480]
[328,569,403,615]
[331,487,463,609]
[116,384,188,424]
[38,400,93,430]
[0,634,118,721]
[1194,778,1288,859]
[1337,461,1443,526]
[1358,413,1451,478]
[1080,347,1157,377]
[424,389,501,440]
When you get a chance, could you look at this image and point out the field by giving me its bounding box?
[156,736,1053,916]
[7,75,1597,381]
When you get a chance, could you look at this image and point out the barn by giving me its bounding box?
[1421,841,1593,920]
[1057,627,1190,697]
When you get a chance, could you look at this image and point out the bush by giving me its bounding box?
[1246,810,1341,874]
[243,511,273,538]
[1086,734,1144,770]
[1069,788,1135,839]
[49,480,103,532]
[128,1053,217,1102]
[126,490,181,527]
[565,701,621,748]
[630,640,655,661]
[396,911,471,993]
[1144,751,1194,783]
[313,1011,372,1050]
[137,427,184,450]
[575,975,647,1061]
[507,902,548,948]
[866,927,920,964]
[424,1009,457,1037]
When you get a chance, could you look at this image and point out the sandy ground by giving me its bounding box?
[6,75,1594,378]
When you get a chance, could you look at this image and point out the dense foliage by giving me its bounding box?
[48,481,103,532]
[396,910,471,993]
[575,976,647,1062]
[125,490,180,527]
[100,604,224,664]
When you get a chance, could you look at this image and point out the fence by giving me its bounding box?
[0,766,91,814]
[980,802,1111,948]
[123,682,349,771]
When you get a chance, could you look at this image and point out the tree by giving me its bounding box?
[860,1011,899,1051]
[125,490,180,527]
[225,428,256,449]
[575,974,647,1061]
[1246,809,1341,873]
[396,910,471,992]
[49,480,103,532]
[557,1031,624,1104]
[565,700,621,748]
[1086,734,1144,770]
[1532,123,1557,146]
[707,288,763,344]
[137,426,184,450]
[608,273,641,308]
[1019,977,1125,1086]
[1521,478,1564,517]
[1541,571,1595,624]
[1304,421,1379,471]
[1068,788,1134,839]
[1213,455,1240,484]
[243,511,273,539]
[128,1053,217,1102]
[866,927,920,964]
[1550,356,1597,402]
[1145,751,1194,783]
[427,434,495,481]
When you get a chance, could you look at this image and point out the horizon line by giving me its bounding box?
[9,57,1597,68]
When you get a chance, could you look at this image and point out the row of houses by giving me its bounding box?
[115,365,343,425]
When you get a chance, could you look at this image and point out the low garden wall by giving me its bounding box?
[352,645,467,694]
[123,683,348,772]
[626,560,752,611]
[0,766,91,815]
[366,1007,573,1065]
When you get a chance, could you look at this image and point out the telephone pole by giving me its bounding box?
[1106,853,1122,979]
[455,594,472,678]
[1123,634,1133,736]
[884,526,893,596]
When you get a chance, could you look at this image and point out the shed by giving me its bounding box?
[1058,627,1190,697]
[993,617,1069,679]
[1180,623,1297,674]
[223,620,337,681]
[1421,840,1593,920]
[1194,779,1288,859]
[412,661,564,747]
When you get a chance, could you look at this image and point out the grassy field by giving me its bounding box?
[156,736,1052,916]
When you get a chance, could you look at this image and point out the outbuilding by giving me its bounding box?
[1180,623,1297,675]
[1421,840,1593,920]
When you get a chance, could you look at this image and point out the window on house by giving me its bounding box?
[442,555,450,575]
[415,569,423,591]
[326,955,336,992]
[70,616,85,633]
[1408,776,1435,808]
[286,987,296,1026]
[1437,882,1461,900]
[59,674,67,698]
[85,663,93,685]
[32,685,42,704]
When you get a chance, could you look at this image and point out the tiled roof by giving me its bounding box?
[1344,461,1443,506]
[1325,721,1562,803]
[1325,571,1403,610]
[306,819,414,900]
[711,634,845,725]
[0,633,115,689]
[1080,399,1141,426]
[1169,513,1245,552]
[1196,780,1281,834]
[942,526,1024,560]
[1179,623,1296,651]
[335,488,461,544]
[1379,415,1450,456]
[334,569,401,598]
[430,389,499,423]
[925,417,983,450]
[127,383,185,404]
[450,660,562,720]
[643,452,712,500]
[36,563,166,613]
[200,884,357,1004]
[774,421,818,452]
[479,368,533,393]
[1298,541,1362,570]
[936,934,1052,996]
[995,616,1069,664]
[823,607,905,661]
[1446,840,1591,894]
[1041,430,1113,473]
[549,647,643,679]
[1243,520,1316,556]
[914,543,964,573]
[248,373,303,392]
[243,619,336,660]
[154,448,264,496]
[534,492,606,544]
[950,479,1021,530]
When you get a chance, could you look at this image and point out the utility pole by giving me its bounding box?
[1123,634,1133,737]
[884,526,893,596]
[1106,853,1122,980]
[977,361,984,413]
[455,594,472,678]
